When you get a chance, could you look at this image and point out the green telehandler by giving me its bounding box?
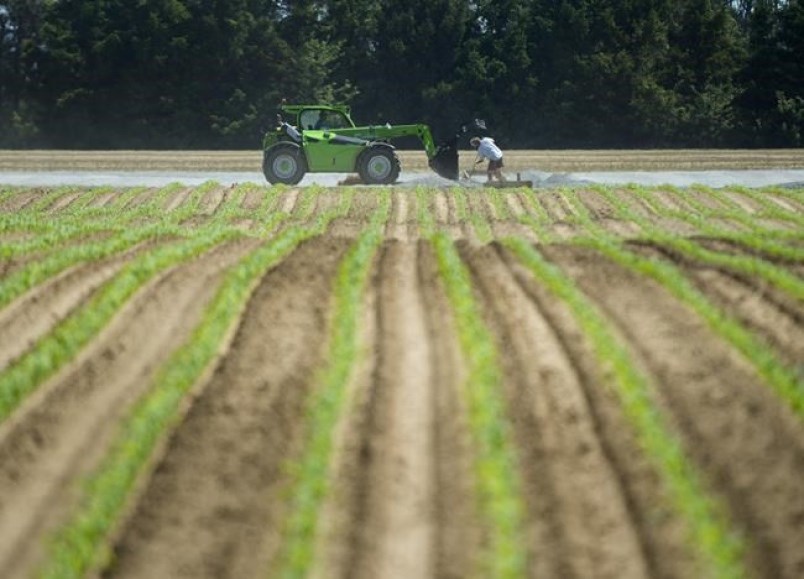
[261,104,482,185]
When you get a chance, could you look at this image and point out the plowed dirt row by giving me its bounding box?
[0,185,802,579]
[463,243,696,579]
[310,241,477,579]
[0,238,258,579]
[630,241,804,368]
[0,243,152,371]
[544,244,804,579]
[104,237,350,579]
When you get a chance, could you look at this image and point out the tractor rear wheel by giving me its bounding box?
[263,143,307,185]
[358,146,400,185]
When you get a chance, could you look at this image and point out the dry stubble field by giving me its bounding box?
[2,148,804,171]
[0,180,803,579]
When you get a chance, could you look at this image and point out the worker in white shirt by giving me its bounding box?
[470,136,506,183]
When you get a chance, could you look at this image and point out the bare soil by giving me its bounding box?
[0,185,802,578]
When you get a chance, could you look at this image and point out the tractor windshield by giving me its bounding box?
[300,109,351,131]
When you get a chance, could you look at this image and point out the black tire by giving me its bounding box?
[263,143,307,185]
[358,145,400,185]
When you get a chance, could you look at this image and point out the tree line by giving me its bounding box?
[1,0,803,149]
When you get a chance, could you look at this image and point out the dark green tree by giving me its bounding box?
[36,0,197,146]
[535,0,744,147]
[733,0,804,145]
[0,1,46,146]
[274,0,358,105]
[456,0,543,145]
[663,0,746,145]
[536,0,678,146]
[33,0,335,147]
[357,0,471,138]
[776,0,804,144]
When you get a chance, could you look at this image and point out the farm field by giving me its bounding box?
[0,182,803,579]
[2,148,804,172]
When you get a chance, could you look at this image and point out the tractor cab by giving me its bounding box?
[300,109,352,131]
[281,105,356,132]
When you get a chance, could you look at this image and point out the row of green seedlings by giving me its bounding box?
[35,187,354,579]
[256,186,528,578]
[0,182,315,312]
[453,187,747,578]
[503,183,803,303]
[583,186,804,418]
[0,182,212,311]
[646,183,804,237]
[0,183,312,421]
[612,185,804,300]
[1,183,191,257]
[0,180,290,264]
[621,184,804,294]
[276,188,391,577]
[729,185,804,230]
[418,186,528,578]
[671,184,804,259]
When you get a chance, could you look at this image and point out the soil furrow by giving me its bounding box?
[505,190,527,218]
[199,185,227,215]
[102,237,349,579]
[432,190,456,238]
[0,188,42,212]
[461,242,654,579]
[576,189,643,237]
[310,241,478,579]
[0,245,148,371]
[630,240,804,326]
[664,256,804,367]
[0,238,257,579]
[693,237,804,265]
[497,242,703,579]
[278,187,300,214]
[164,186,194,212]
[544,244,804,579]
[89,189,125,208]
[432,190,449,226]
[417,240,479,579]
[46,190,84,213]
[384,189,408,241]
[345,241,438,578]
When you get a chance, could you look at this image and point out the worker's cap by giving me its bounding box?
[470,136,480,146]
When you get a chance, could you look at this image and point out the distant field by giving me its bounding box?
[1,149,804,172]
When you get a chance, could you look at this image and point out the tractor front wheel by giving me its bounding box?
[263,143,307,185]
[358,146,400,185]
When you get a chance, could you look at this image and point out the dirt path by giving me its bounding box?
[103,237,349,579]
[308,241,479,579]
[384,190,411,241]
[0,238,257,579]
[358,241,438,578]
[544,244,804,579]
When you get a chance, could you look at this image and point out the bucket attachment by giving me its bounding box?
[429,118,486,180]
[429,138,459,180]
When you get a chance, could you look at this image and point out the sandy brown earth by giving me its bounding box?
[0,185,802,578]
[0,238,259,578]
